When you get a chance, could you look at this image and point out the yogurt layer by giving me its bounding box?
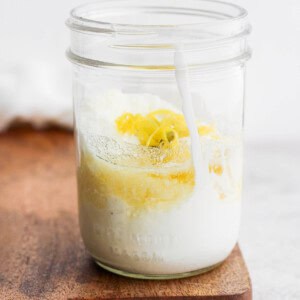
[77,90,242,274]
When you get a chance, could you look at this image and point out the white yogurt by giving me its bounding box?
[77,90,242,275]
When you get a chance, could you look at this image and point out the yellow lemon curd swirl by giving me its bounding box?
[78,150,195,211]
[78,109,223,211]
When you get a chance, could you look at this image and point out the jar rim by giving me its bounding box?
[67,0,248,34]
[66,0,251,71]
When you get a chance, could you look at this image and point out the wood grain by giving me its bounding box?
[0,128,252,300]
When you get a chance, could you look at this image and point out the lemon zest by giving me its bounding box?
[209,164,223,176]
[115,109,217,149]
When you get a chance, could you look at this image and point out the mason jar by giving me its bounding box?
[66,0,251,279]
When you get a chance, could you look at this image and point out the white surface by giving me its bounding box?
[241,141,300,299]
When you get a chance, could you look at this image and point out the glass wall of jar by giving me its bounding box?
[67,0,251,279]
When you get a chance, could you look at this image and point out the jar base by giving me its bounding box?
[94,259,223,280]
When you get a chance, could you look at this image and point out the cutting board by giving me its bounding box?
[0,128,252,300]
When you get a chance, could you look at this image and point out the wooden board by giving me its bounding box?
[0,128,252,300]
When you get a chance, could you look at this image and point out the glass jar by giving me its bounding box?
[67,0,251,279]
